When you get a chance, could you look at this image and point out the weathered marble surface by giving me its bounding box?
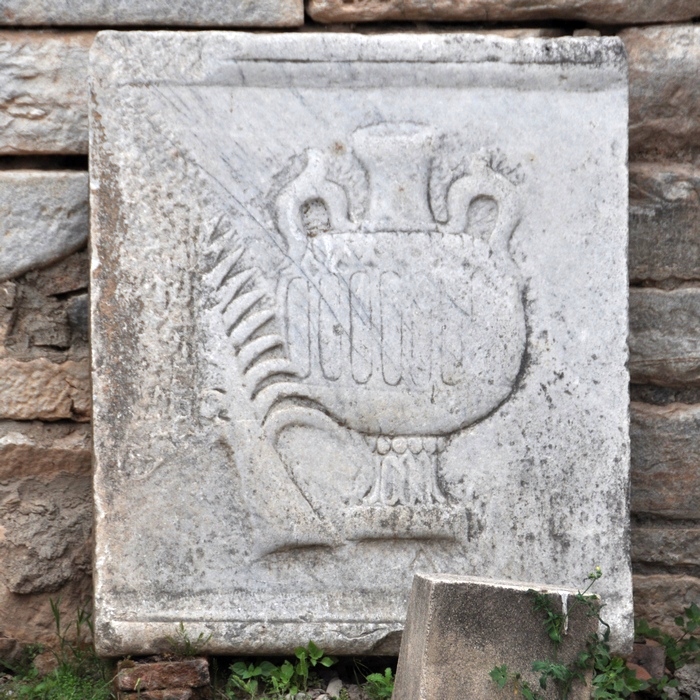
[0,0,302,27]
[89,32,631,655]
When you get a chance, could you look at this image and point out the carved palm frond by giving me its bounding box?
[204,223,298,413]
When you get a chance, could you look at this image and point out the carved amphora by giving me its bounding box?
[272,123,526,510]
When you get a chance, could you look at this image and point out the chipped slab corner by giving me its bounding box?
[89,32,632,656]
[393,573,600,700]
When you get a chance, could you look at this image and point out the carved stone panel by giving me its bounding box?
[89,32,632,656]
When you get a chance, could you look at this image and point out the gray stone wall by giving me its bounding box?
[0,1,697,651]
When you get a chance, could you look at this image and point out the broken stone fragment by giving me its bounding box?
[628,640,666,680]
[115,659,210,692]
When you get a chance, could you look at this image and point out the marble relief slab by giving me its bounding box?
[89,31,632,655]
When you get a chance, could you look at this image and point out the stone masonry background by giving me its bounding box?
[0,0,698,655]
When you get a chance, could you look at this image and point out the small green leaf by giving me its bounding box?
[489,665,509,689]
[231,661,247,676]
[259,660,277,677]
[307,640,322,661]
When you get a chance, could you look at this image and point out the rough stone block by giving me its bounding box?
[630,384,700,406]
[629,163,700,283]
[633,574,700,636]
[307,0,699,25]
[0,32,92,154]
[0,421,92,594]
[0,420,91,480]
[630,403,700,520]
[0,575,93,648]
[629,288,700,387]
[90,31,631,655]
[0,358,90,421]
[0,471,92,594]
[632,525,700,569]
[0,0,302,27]
[0,171,89,282]
[621,25,700,164]
[116,659,209,691]
[0,249,90,363]
[393,574,598,700]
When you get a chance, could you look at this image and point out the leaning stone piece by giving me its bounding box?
[116,659,210,700]
[630,403,700,520]
[0,32,93,154]
[308,0,698,25]
[621,25,700,164]
[629,163,700,282]
[0,0,302,27]
[0,171,89,282]
[629,288,700,386]
[393,574,599,700]
[90,31,631,656]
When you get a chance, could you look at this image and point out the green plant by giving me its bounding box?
[636,603,700,673]
[489,569,652,700]
[1,664,113,700]
[491,665,543,700]
[266,660,296,696]
[227,661,272,699]
[293,640,337,692]
[364,667,395,699]
[490,569,598,699]
[0,644,43,676]
[225,641,336,699]
[584,628,648,699]
[165,622,212,658]
[0,599,113,700]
